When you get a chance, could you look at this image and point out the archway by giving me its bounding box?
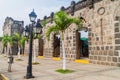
[53,34,60,57]
[38,38,44,56]
[76,28,89,59]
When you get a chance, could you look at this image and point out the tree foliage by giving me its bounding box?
[46,11,82,40]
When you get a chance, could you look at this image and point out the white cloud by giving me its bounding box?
[0,0,80,37]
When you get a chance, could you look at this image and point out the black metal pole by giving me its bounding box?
[25,23,34,79]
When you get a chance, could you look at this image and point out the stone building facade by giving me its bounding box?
[3,17,24,55]
[23,0,120,66]
[3,17,24,36]
[40,0,120,66]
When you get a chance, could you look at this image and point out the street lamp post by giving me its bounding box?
[24,9,42,79]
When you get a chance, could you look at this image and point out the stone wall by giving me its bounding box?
[43,23,55,58]
[24,41,29,55]
[42,0,120,66]
[88,0,120,66]
[33,39,39,56]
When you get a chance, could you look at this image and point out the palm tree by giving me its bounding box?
[12,32,21,58]
[7,35,14,55]
[19,37,26,55]
[2,35,9,56]
[13,32,27,60]
[46,11,82,70]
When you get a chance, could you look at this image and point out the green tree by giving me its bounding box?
[46,11,82,70]
[2,35,9,55]
[12,32,21,59]
[19,36,26,55]
[6,35,14,55]
[13,32,26,59]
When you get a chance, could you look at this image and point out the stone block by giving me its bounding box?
[118,58,120,62]
[115,39,120,44]
[99,51,102,55]
[89,42,92,45]
[114,23,119,27]
[97,46,100,50]
[101,62,106,65]
[107,57,112,61]
[115,16,120,21]
[97,61,101,65]
[110,46,113,49]
[88,33,91,36]
[103,51,107,55]
[112,57,117,62]
[114,51,119,56]
[98,56,102,60]
[92,61,97,64]
[115,28,119,32]
[108,51,114,56]
[101,46,104,50]
[115,46,120,50]
[117,63,120,67]
[106,46,109,50]
[94,56,97,60]
[103,57,106,61]
[111,63,116,66]
[89,56,93,60]
[115,34,120,38]
[89,60,92,63]
[88,37,91,41]
[106,62,111,66]
[96,37,99,41]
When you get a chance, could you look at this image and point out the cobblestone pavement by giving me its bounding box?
[0,54,120,80]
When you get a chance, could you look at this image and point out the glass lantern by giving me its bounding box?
[29,9,37,22]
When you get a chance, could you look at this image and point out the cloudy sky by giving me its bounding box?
[0,0,80,37]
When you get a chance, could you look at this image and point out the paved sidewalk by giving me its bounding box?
[0,54,120,80]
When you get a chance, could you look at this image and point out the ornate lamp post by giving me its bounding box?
[24,9,42,79]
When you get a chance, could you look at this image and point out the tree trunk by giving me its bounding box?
[18,46,21,59]
[4,47,6,56]
[62,40,66,70]
[23,45,25,54]
[10,46,12,55]
[33,42,36,63]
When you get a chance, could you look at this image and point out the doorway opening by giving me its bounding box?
[76,29,89,59]
[39,38,44,56]
[53,34,60,57]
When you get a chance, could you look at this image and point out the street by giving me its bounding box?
[0,54,120,80]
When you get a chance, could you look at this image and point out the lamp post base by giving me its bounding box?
[24,65,35,79]
[24,75,34,79]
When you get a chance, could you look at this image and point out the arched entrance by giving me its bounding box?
[53,34,60,57]
[76,28,89,59]
[38,38,44,56]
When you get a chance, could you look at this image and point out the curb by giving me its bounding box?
[0,74,9,80]
[75,59,89,64]
[37,56,44,59]
[52,57,61,61]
